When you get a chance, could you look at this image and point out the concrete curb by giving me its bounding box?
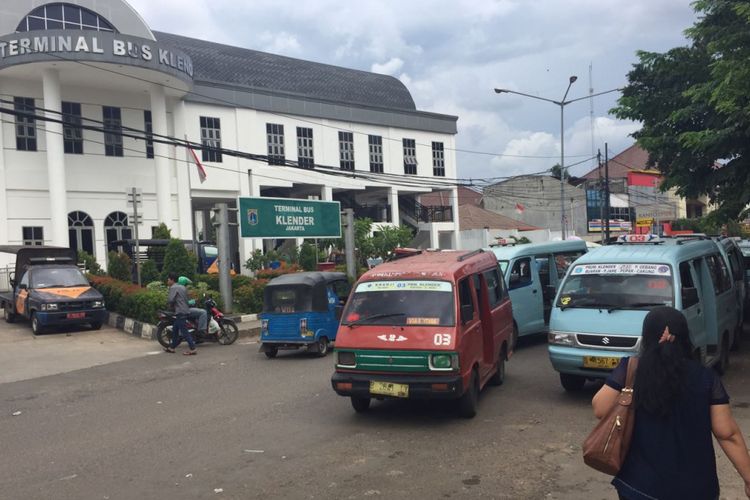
[106,311,156,341]
[228,313,258,323]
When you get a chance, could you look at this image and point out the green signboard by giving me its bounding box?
[239,197,341,238]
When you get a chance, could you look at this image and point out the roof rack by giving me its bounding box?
[457,249,484,262]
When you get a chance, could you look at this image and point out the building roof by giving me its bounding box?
[419,187,482,207]
[581,144,657,180]
[155,31,417,112]
[459,204,541,231]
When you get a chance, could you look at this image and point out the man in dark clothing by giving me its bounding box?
[165,272,197,355]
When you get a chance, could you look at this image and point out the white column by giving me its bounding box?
[450,187,460,249]
[321,185,333,201]
[389,187,400,225]
[42,69,68,247]
[429,224,440,249]
[0,79,7,245]
[149,85,173,228]
[172,100,192,239]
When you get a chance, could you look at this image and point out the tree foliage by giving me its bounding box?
[161,239,197,281]
[107,251,132,282]
[612,1,750,220]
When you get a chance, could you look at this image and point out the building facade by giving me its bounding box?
[0,0,459,269]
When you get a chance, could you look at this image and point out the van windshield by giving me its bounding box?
[31,267,89,288]
[558,263,674,311]
[342,280,455,326]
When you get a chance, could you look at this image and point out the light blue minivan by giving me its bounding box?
[548,236,740,391]
[490,240,587,348]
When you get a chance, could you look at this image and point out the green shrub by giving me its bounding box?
[195,273,219,291]
[161,239,196,281]
[299,242,318,271]
[78,251,103,275]
[140,259,160,284]
[235,279,268,313]
[107,251,132,282]
[119,289,168,323]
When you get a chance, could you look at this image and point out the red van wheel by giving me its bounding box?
[457,370,479,418]
[489,351,506,386]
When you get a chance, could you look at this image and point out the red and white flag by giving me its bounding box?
[187,141,207,183]
[515,203,525,215]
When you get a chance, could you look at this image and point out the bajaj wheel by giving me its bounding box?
[351,396,371,413]
[457,370,479,418]
[315,337,329,357]
[264,346,278,359]
[560,373,586,392]
[217,319,239,345]
[156,323,177,349]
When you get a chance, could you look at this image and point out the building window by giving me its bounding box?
[267,123,285,165]
[68,211,94,255]
[199,116,222,163]
[104,211,132,253]
[432,141,445,177]
[144,110,154,159]
[17,3,116,32]
[403,138,417,175]
[102,106,123,157]
[368,135,383,173]
[339,131,355,171]
[62,101,83,154]
[14,97,37,152]
[22,227,44,246]
[296,127,314,169]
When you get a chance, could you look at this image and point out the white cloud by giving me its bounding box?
[371,57,404,76]
[255,31,302,56]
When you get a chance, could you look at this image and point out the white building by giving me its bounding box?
[0,0,459,269]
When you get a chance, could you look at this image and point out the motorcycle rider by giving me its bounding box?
[165,272,197,355]
[178,276,209,337]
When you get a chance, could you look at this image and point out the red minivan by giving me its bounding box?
[331,249,513,417]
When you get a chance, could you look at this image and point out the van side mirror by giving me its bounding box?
[682,287,699,307]
[460,304,474,324]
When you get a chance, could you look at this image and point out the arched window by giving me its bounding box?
[68,211,94,255]
[104,211,132,253]
[17,3,116,33]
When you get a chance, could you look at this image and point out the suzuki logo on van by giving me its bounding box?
[377,334,407,342]
[602,337,611,345]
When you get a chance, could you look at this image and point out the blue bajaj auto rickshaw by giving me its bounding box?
[259,272,350,358]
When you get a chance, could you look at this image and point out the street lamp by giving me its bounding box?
[494,80,621,239]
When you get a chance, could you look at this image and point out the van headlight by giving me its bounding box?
[41,303,58,311]
[92,300,104,308]
[548,331,575,346]
[336,351,356,367]
[429,353,459,371]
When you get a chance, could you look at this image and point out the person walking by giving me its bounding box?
[592,306,750,499]
[164,272,197,355]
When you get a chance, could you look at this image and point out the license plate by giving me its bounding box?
[369,381,409,398]
[66,312,86,319]
[583,356,620,369]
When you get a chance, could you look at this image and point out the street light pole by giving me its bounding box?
[494,84,621,239]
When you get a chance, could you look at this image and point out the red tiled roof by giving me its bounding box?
[581,144,657,180]
[459,204,541,231]
[419,186,482,207]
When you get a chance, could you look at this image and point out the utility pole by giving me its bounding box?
[126,187,143,285]
[343,209,356,281]
[604,143,611,243]
[597,149,604,243]
[213,203,234,313]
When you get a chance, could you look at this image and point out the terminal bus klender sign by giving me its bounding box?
[239,197,341,238]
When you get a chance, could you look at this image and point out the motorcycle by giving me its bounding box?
[156,295,239,348]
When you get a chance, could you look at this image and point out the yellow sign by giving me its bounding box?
[636,218,654,227]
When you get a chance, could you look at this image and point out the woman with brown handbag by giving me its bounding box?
[591,306,750,499]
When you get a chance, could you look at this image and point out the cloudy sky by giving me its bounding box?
[129,0,698,180]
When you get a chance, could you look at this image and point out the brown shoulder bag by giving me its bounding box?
[582,357,639,475]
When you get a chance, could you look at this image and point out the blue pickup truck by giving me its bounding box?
[0,246,106,334]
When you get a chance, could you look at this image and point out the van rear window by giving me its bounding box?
[342,280,454,326]
[558,264,674,310]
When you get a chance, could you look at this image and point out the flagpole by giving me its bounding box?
[184,134,197,251]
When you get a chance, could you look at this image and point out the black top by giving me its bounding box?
[605,357,729,500]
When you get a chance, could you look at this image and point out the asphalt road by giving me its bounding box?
[3,328,750,499]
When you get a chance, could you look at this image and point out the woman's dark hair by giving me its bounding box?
[633,306,693,416]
